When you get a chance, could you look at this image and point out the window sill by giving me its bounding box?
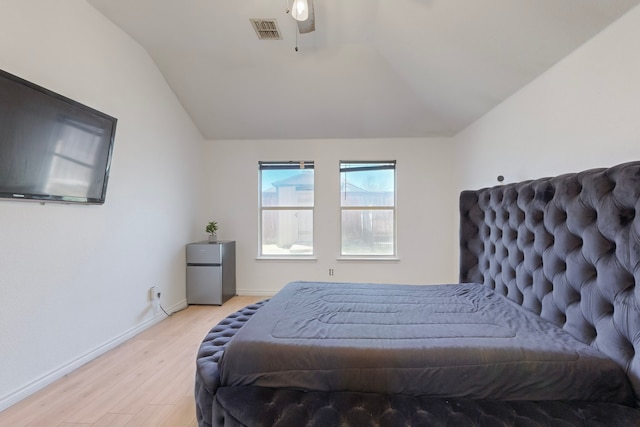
[336,256,400,262]
[256,256,318,262]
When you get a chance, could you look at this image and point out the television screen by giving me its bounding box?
[0,69,117,204]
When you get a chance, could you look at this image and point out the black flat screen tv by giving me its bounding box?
[0,69,117,204]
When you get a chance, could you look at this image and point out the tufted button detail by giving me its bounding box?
[195,299,270,427]
[460,162,640,400]
[559,313,567,325]
[606,298,615,312]
[618,207,636,226]
[215,386,640,426]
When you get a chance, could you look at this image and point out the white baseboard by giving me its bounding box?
[0,299,188,413]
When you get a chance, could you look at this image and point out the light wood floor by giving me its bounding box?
[0,296,263,427]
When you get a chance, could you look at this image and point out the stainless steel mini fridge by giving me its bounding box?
[186,241,236,305]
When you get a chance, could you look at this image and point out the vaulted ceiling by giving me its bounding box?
[87,0,639,140]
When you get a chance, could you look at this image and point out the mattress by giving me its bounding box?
[218,281,634,403]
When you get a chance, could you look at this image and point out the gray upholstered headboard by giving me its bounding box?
[459,161,640,401]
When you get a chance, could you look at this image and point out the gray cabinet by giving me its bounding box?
[186,241,236,305]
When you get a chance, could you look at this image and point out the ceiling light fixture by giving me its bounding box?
[291,0,309,21]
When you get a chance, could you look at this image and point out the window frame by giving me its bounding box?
[258,161,315,259]
[339,160,397,258]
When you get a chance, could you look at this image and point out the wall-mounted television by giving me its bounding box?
[0,69,117,204]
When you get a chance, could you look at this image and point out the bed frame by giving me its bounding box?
[196,160,640,426]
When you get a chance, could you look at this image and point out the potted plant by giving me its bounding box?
[206,221,219,243]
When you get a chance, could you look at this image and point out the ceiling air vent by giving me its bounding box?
[250,19,282,40]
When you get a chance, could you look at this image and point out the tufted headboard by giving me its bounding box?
[459,161,640,402]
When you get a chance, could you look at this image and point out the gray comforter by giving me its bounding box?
[218,281,634,403]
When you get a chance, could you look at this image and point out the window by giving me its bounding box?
[259,161,314,256]
[340,161,396,256]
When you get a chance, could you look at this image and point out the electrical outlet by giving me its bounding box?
[149,286,158,301]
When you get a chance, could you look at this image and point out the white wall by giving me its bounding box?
[449,4,640,279]
[202,138,456,295]
[0,0,205,409]
[453,4,640,191]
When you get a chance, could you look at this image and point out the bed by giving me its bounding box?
[195,160,640,426]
